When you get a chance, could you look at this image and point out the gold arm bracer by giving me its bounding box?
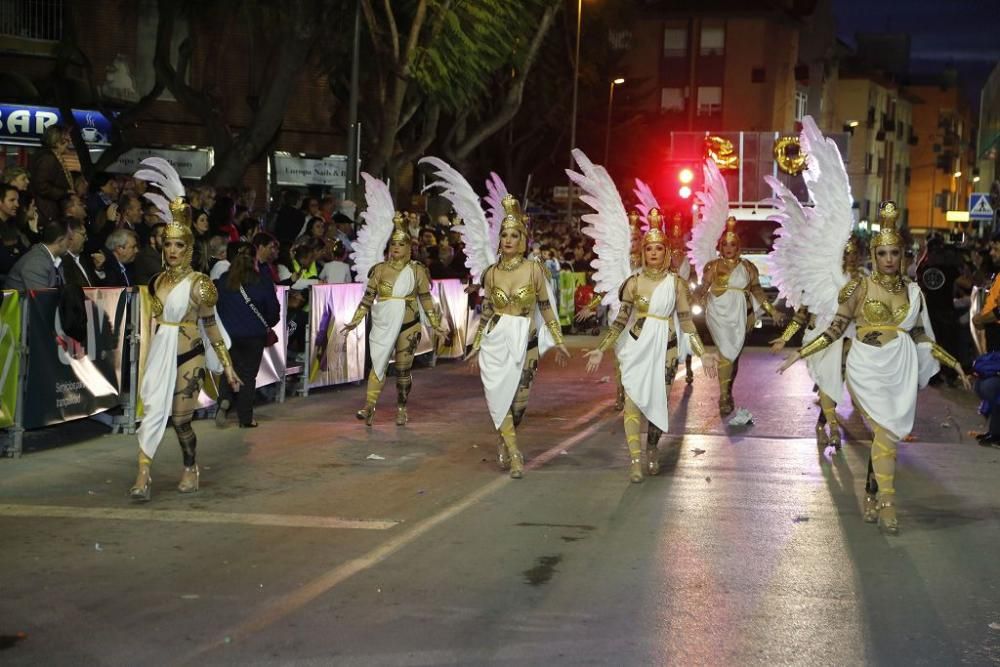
[212,339,233,370]
[798,333,833,359]
[930,343,961,372]
[545,319,565,346]
[688,333,706,357]
[779,319,802,342]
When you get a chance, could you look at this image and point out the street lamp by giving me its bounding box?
[603,77,625,165]
[566,0,583,227]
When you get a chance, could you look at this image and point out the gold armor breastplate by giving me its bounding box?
[861,299,908,326]
[491,285,535,310]
[635,295,650,313]
[377,280,395,298]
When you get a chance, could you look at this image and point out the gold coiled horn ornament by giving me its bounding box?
[704,135,739,170]
[774,136,807,175]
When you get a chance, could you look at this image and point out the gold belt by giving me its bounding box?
[856,324,903,336]
[380,296,415,302]
[158,320,197,327]
[637,313,672,322]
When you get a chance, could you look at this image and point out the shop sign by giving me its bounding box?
[274,155,347,188]
[105,147,213,180]
[0,103,114,146]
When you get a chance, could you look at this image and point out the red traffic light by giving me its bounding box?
[678,168,695,184]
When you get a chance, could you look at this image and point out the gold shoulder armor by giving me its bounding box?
[195,274,218,307]
[839,275,863,304]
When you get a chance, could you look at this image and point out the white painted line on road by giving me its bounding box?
[186,401,612,661]
[0,504,398,531]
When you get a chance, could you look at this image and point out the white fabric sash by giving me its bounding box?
[137,275,195,458]
[706,261,751,361]
[369,264,414,381]
[479,314,531,429]
[617,277,676,432]
[846,282,939,439]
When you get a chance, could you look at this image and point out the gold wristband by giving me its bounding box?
[931,343,960,371]
[348,308,367,327]
[546,319,564,346]
[689,333,706,357]
[472,325,486,351]
[587,294,603,311]
[799,333,833,359]
[780,320,802,342]
[211,339,233,369]
[428,310,442,329]
[597,328,619,353]
[762,300,778,317]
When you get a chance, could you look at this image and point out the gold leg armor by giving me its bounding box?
[129,450,153,502]
[717,357,734,416]
[623,397,643,483]
[499,413,523,478]
[357,370,384,426]
[871,422,899,534]
[614,357,625,411]
[819,392,840,448]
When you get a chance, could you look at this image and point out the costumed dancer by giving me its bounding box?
[568,150,717,482]
[420,157,569,478]
[666,212,696,385]
[128,158,241,501]
[688,159,786,416]
[778,200,970,534]
[343,173,446,426]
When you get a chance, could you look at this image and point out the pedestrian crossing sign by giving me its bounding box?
[969,193,994,219]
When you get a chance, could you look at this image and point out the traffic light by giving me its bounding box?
[678,167,694,199]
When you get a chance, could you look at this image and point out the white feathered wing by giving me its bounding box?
[350,172,396,282]
[687,159,730,277]
[420,156,496,284]
[483,172,508,254]
[766,115,853,328]
[134,157,185,223]
[565,148,632,309]
[633,178,660,229]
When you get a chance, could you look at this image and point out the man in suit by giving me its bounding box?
[63,218,104,288]
[4,219,69,291]
[29,124,74,225]
[101,228,138,287]
[134,221,165,286]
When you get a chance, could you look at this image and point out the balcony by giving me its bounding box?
[0,0,64,55]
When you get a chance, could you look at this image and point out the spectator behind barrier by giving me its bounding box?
[134,222,166,286]
[102,228,138,287]
[4,219,69,291]
[62,218,103,288]
[29,123,73,225]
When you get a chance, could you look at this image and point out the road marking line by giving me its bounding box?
[187,404,611,660]
[0,504,398,531]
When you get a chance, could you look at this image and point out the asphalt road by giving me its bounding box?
[1,340,998,666]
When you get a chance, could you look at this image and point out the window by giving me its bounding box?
[696,86,722,116]
[794,91,808,121]
[660,87,686,113]
[608,29,631,51]
[663,27,687,57]
[0,0,64,41]
[700,25,725,55]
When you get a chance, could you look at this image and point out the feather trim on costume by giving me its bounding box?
[687,159,730,277]
[350,172,395,283]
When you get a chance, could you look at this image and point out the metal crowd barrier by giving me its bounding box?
[0,279,479,457]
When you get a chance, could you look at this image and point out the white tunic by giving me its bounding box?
[705,261,759,362]
[845,282,939,440]
[478,314,531,429]
[368,264,415,382]
[802,324,845,401]
[617,276,677,433]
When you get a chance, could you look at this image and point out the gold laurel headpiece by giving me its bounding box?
[164,197,194,245]
[500,194,528,236]
[391,212,410,242]
[722,216,739,246]
[643,207,666,246]
[869,201,902,250]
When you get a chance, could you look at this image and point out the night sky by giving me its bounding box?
[833,0,999,104]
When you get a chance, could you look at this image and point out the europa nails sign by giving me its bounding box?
[0,103,114,146]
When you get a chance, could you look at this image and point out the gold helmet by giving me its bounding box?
[869,201,902,266]
[643,207,666,247]
[391,212,410,243]
[721,216,739,248]
[163,197,194,267]
[499,194,528,253]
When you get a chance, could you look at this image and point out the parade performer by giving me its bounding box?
[421,157,569,478]
[343,173,446,427]
[667,212,696,385]
[688,160,785,416]
[569,150,717,482]
[778,197,969,534]
[128,158,240,501]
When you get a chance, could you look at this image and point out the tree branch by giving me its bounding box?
[391,102,440,170]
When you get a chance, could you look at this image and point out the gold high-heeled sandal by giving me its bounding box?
[177,465,199,493]
[815,422,829,447]
[863,494,879,523]
[645,445,660,476]
[509,451,524,479]
[395,406,408,426]
[629,456,643,484]
[496,439,511,471]
[878,499,898,535]
[128,452,153,502]
[356,406,375,426]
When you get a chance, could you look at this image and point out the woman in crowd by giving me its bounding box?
[129,159,240,502]
[779,202,969,534]
[214,241,280,428]
[466,195,570,478]
[585,218,717,482]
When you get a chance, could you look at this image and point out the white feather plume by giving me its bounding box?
[687,159,730,276]
[766,115,853,327]
[565,148,631,309]
[420,156,496,283]
[350,172,396,282]
[483,172,508,253]
[633,178,660,229]
[134,157,186,223]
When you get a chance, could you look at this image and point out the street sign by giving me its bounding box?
[969,193,994,220]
